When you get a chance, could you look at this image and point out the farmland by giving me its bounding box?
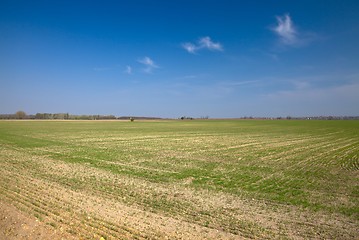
[0,120,358,239]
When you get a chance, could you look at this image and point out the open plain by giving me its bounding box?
[0,120,358,239]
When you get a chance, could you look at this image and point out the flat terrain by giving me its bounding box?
[0,120,358,239]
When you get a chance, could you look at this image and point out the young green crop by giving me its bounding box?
[0,119,358,239]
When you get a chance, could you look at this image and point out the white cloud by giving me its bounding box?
[198,37,223,51]
[272,14,298,45]
[138,56,158,68]
[138,56,159,73]
[124,65,132,74]
[182,36,223,54]
[182,43,197,54]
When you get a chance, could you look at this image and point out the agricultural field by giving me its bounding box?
[0,119,358,239]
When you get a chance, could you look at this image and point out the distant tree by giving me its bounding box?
[15,111,26,119]
[35,113,44,119]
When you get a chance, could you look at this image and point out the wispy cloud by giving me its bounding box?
[292,80,310,90]
[264,81,359,116]
[182,43,197,54]
[182,36,223,54]
[272,14,298,45]
[124,65,132,74]
[272,13,318,48]
[138,56,159,73]
[199,37,223,51]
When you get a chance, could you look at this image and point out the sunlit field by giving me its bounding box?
[0,120,358,239]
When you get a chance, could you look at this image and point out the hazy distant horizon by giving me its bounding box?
[1,111,359,120]
[1,1,358,118]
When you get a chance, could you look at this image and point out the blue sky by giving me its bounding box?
[1,0,358,118]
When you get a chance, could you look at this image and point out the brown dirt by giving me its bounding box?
[0,201,75,240]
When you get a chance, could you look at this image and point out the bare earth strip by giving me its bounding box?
[0,200,76,240]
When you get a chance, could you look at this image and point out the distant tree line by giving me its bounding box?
[0,111,358,120]
[0,111,29,119]
[0,111,116,120]
[34,113,117,120]
[0,112,164,120]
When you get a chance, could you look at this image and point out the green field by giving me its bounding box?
[0,120,358,239]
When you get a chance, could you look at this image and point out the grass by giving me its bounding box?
[0,119,358,239]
